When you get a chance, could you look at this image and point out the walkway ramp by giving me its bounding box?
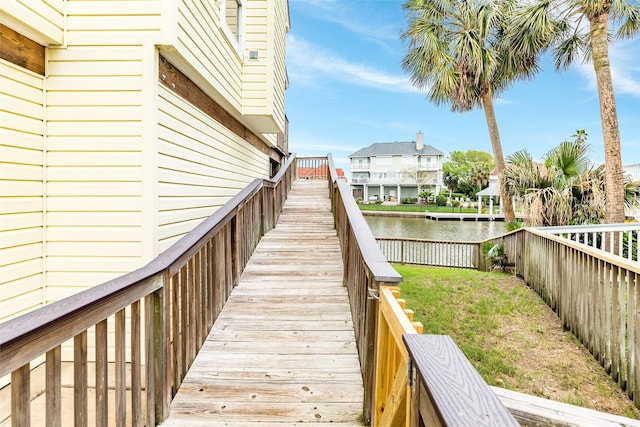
[161,180,365,426]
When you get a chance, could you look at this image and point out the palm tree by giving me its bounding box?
[503,137,606,226]
[508,0,640,224]
[401,0,536,224]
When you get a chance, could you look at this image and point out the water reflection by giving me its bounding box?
[364,216,508,242]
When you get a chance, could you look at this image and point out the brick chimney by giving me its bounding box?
[416,131,424,151]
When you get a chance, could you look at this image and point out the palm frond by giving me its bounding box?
[613,3,640,38]
[553,32,589,70]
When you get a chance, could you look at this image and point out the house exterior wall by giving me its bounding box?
[42,1,163,303]
[157,84,269,252]
[0,0,289,321]
[0,60,45,322]
[350,153,444,201]
[0,0,64,45]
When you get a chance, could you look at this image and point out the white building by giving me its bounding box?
[349,132,444,202]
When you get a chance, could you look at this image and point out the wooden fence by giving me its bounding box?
[376,237,480,269]
[506,227,640,409]
[0,155,296,427]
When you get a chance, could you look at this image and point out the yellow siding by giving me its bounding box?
[271,0,288,129]
[42,1,162,299]
[0,60,44,322]
[1,0,285,320]
[157,84,269,251]
[173,0,243,110]
[242,0,288,134]
[0,0,64,45]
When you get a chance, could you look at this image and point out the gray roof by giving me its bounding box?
[349,141,444,158]
[476,180,500,196]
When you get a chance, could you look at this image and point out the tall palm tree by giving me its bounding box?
[509,0,640,224]
[401,0,536,224]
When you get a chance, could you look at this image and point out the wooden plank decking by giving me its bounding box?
[161,180,365,426]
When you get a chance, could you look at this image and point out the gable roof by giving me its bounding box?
[349,141,443,158]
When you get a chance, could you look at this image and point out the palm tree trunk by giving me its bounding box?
[590,11,625,225]
[482,91,515,223]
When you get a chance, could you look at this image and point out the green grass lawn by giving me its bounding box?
[394,264,539,383]
[392,263,640,419]
[358,204,479,213]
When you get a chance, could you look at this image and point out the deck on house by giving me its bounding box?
[160,180,365,426]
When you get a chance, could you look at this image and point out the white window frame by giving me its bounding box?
[218,0,245,56]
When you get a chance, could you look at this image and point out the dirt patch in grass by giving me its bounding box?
[394,264,640,420]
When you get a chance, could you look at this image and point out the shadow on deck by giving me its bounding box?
[161,180,365,426]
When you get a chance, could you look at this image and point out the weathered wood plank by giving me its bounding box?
[162,180,365,426]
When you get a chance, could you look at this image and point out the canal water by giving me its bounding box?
[364,216,509,242]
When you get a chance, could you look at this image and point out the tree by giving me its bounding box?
[402,167,434,196]
[401,0,536,224]
[503,132,640,226]
[503,136,603,226]
[443,150,494,197]
[509,0,640,224]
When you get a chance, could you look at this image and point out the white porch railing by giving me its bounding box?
[536,223,639,262]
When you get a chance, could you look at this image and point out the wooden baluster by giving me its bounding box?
[115,309,126,426]
[46,346,61,427]
[131,301,142,427]
[74,331,88,427]
[95,320,108,427]
[12,363,30,427]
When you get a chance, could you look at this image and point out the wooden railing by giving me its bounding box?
[0,155,296,427]
[326,155,404,424]
[507,227,640,409]
[325,156,521,426]
[373,287,422,426]
[405,335,519,426]
[537,222,639,261]
[376,237,480,269]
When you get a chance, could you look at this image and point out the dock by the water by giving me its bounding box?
[425,212,508,221]
[362,210,523,222]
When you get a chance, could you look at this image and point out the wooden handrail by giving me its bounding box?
[373,287,422,427]
[404,334,519,426]
[326,154,402,424]
[0,154,297,425]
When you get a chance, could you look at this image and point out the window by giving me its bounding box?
[376,157,391,166]
[219,0,243,46]
[402,156,414,165]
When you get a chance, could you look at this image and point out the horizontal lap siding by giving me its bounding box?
[271,0,288,128]
[243,3,268,113]
[1,0,64,44]
[242,0,287,132]
[157,85,269,252]
[176,0,242,110]
[0,60,45,322]
[44,0,162,302]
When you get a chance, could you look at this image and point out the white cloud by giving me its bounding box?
[574,39,640,97]
[287,35,417,93]
[289,0,400,51]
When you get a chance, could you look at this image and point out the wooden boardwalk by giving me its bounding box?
[161,180,365,426]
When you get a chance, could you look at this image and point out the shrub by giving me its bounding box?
[436,195,447,206]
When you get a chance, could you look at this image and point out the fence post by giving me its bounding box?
[155,273,170,422]
[152,276,171,423]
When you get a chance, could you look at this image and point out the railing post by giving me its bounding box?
[155,273,170,422]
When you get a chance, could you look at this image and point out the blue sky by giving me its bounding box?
[285,0,640,177]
